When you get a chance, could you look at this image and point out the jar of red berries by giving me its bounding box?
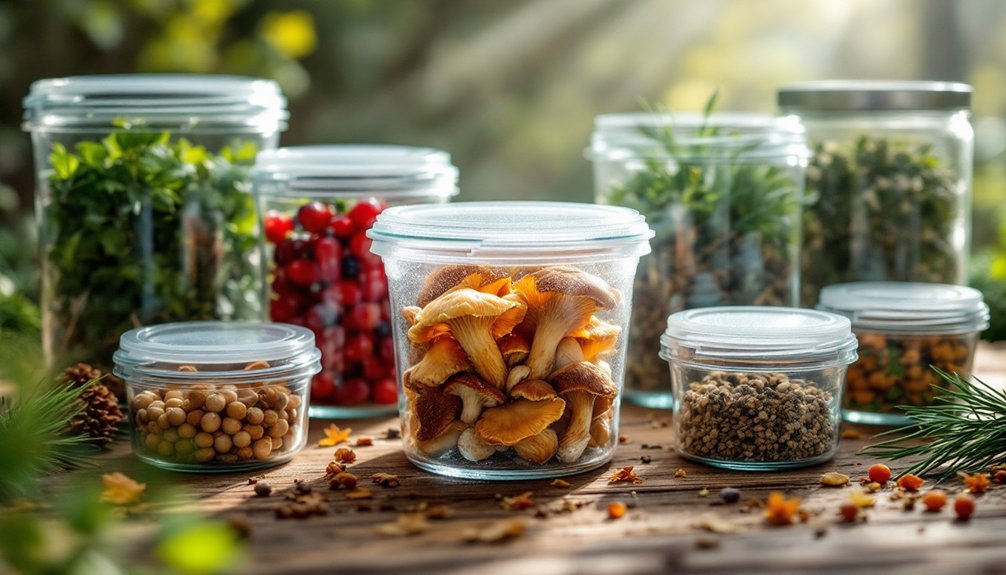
[252,146,459,417]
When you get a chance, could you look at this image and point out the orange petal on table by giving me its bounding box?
[319,424,352,447]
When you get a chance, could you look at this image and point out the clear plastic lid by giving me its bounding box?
[660,306,858,364]
[251,145,459,199]
[367,201,654,264]
[588,112,808,164]
[114,321,321,384]
[816,282,990,335]
[23,74,289,133]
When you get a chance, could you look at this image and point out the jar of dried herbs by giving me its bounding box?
[589,112,807,409]
[817,282,989,426]
[660,307,858,470]
[23,75,288,375]
[778,81,974,306]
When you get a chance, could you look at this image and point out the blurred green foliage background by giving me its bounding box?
[0,0,1004,335]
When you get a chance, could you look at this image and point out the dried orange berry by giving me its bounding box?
[838,502,859,522]
[953,493,975,520]
[962,473,990,494]
[896,474,924,492]
[607,501,628,519]
[868,464,891,484]
[922,490,947,512]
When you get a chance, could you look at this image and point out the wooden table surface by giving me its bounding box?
[89,345,1006,574]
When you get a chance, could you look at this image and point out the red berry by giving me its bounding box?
[334,378,370,406]
[349,302,382,331]
[348,198,384,230]
[362,357,385,380]
[311,372,336,401]
[378,335,395,362]
[313,237,342,283]
[297,201,333,234]
[339,281,362,306]
[372,378,397,405]
[330,216,356,239]
[344,333,375,364]
[361,268,388,302]
[868,464,891,484]
[269,294,301,323]
[264,210,294,244]
[274,238,309,265]
[271,270,293,295]
[305,302,340,334]
[287,260,319,286]
[954,494,975,520]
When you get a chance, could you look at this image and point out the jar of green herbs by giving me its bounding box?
[778,81,974,306]
[588,109,807,408]
[23,75,288,374]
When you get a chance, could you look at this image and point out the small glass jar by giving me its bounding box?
[114,321,320,472]
[817,282,989,426]
[779,81,974,305]
[368,201,654,480]
[23,75,288,376]
[660,307,858,470]
[252,146,459,418]
[589,112,807,409]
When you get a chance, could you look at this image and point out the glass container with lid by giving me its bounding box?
[24,74,289,377]
[252,145,459,418]
[114,321,320,472]
[817,281,989,425]
[778,81,973,305]
[589,112,807,409]
[368,201,654,480]
[660,306,858,470]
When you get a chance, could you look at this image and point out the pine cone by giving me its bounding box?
[60,363,102,388]
[71,382,124,445]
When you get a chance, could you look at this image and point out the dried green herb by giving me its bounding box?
[801,136,961,305]
[42,128,261,370]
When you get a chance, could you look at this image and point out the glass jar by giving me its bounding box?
[817,282,989,426]
[589,112,807,409]
[778,81,974,305]
[113,321,319,472]
[368,201,653,480]
[252,146,459,418]
[660,307,857,470]
[23,74,288,376]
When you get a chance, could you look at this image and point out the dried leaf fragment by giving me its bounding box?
[101,472,146,505]
[426,505,454,519]
[355,437,374,447]
[696,515,740,534]
[609,465,644,485]
[463,518,527,543]
[849,491,876,508]
[346,488,374,500]
[962,472,990,494]
[319,424,352,447]
[674,468,687,478]
[897,474,924,492]
[334,447,357,464]
[550,479,571,489]
[500,491,534,511]
[376,513,430,536]
[324,461,346,478]
[820,472,850,487]
[372,473,401,488]
[329,472,359,490]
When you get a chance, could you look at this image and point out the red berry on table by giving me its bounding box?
[297,201,334,234]
[287,259,319,286]
[372,378,397,405]
[335,378,370,406]
[311,372,336,401]
[314,237,342,283]
[330,215,356,239]
[348,198,384,230]
[264,210,294,244]
[868,463,891,484]
[339,281,362,306]
[344,333,375,364]
[349,302,382,331]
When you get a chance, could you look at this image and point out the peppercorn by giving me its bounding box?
[640,455,652,464]
[254,482,273,497]
[720,487,740,504]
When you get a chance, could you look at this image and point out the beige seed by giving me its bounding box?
[252,437,273,460]
[244,424,264,440]
[245,407,264,425]
[220,389,238,404]
[288,394,302,409]
[157,441,175,457]
[221,417,242,435]
[232,430,252,448]
[204,393,226,413]
[147,400,165,411]
[144,432,161,449]
[135,409,148,426]
[164,390,184,401]
[162,428,179,443]
[263,410,279,426]
[166,407,186,427]
[225,401,247,420]
[194,432,214,448]
[156,412,172,429]
[178,423,197,439]
[147,421,161,434]
[201,412,222,433]
[236,446,254,459]
[273,392,289,411]
[194,447,215,462]
[268,419,289,438]
[186,391,207,410]
[272,436,284,451]
[214,434,233,454]
[133,393,155,410]
[286,408,297,421]
[176,439,194,455]
[146,405,165,422]
[186,409,205,426]
[164,397,184,409]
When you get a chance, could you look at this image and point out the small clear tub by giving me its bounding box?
[660,307,858,470]
[368,201,654,480]
[817,282,989,425]
[114,321,321,472]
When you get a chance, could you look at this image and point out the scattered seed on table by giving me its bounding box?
[254,481,273,497]
[720,487,740,504]
[640,455,652,464]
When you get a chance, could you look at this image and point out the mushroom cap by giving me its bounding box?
[509,379,557,401]
[401,306,422,325]
[514,267,620,317]
[413,388,462,441]
[474,397,566,446]
[444,373,506,405]
[417,265,512,307]
[405,337,472,387]
[551,361,617,399]
[407,289,526,344]
[577,318,621,361]
[416,420,467,457]
[498,333,530,366]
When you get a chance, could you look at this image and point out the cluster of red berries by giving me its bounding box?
[264,198,396,407]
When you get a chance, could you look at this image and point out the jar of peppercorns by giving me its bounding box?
[817,282,989,425]
[114,321,320,472]
[252,146,458,418]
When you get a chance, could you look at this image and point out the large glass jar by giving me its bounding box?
[660,307,858,470]
[589,113,807,409]
[23,75,288,375]
[778,81,974,305]
[817,282,988,426]
[368,202,654,480]
[252,146,459,418]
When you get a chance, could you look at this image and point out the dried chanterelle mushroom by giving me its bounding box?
[498,333,531,368]
[475,397,565,448]
[405,338,472,388]
[551,361,616,463]
[514,267,620,379]
[444,373,506,424]
[413,388,462,456]
[576,318,621,362]
[416,265,513,308]
[408,289,527,388]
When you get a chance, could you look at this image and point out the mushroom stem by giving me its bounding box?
[448,314,507,388]
[514,429,558,464]
[558,392,595,463]
[526,297,596,379]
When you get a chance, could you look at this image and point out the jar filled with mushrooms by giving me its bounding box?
[114,321,320,472]
[368,202,654,479]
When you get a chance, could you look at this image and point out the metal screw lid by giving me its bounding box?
[778,81,971,112]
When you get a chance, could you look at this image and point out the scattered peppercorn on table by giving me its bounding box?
[53,343,1006,574]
